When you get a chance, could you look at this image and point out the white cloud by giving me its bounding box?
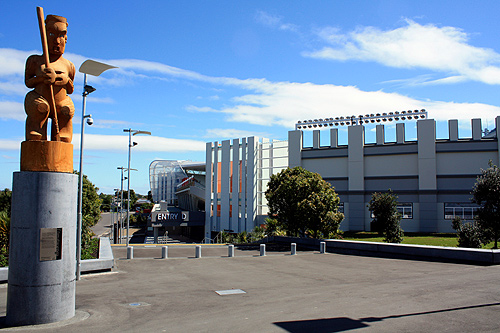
[0,101,25,121]
[0,134,205,153]
[205,128,271,140]
[255,10,299,32]
[214,80,500,126]
[383,74,468,87]
[0,138,22,150]
[304,20,500,85]
[0,49,34,76]
[73,134,206,152]
[0,81,28,95]
[3,42,499,134]
[87,119,130,129]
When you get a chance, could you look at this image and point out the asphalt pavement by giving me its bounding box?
[0,247,499,332]
[91,212,114,238]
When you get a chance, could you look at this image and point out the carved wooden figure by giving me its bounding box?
[21,8,74,173]
[25,14,75,143]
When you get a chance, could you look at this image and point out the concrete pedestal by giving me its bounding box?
[6,171,77,326]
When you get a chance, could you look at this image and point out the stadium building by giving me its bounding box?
[150,114,500,242]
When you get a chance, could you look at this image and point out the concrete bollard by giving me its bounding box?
[228,244,234,257]
[320,242,326,254]
[260,244,266,256]
[127,246,134,259]
[291,243,297,255]
[196,245,202,258]
[161,246,168,259]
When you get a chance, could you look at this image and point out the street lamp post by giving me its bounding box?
[117,167,136,244]
[112,188,119,243]
[123,129,151,247]
[76,60,117,281]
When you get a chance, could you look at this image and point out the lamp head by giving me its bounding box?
[83,85,96,96]
[86,117,93,126]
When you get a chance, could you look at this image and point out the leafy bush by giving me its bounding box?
[81,238,99,260]
[451,216,484,248]
[234,231,248,244]
[265,218,287,236]
[472,161,500,248]
[368,190,403,243]
[247,226,266,242]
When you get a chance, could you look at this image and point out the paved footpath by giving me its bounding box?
[0,249,499,332]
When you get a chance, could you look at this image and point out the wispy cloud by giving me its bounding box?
[111,55,500,125]
[204,128,272,140]
[255,10,299,32]
[0,138,22,150]
[0,49,34,76]
[2,35,500,134]
[0,134,206,153]
[382,74,468,87]
[88,119,129,129]
[76,134,206,152]
[0,101,25,121]
[304,19,500,85]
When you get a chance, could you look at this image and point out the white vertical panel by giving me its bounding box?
[231,138,239,232]
[204,142,212,241]
[240,138,247,232]
[212,142,219,231]
[221,140,231,231]
[246,137,256,231]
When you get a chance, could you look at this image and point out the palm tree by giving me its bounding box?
[0,211,10,252]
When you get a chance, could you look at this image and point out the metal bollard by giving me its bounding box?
[161,246,168,259]
[195,245,202,258]
[291,243,297,255]
[228,244,234,257]
[260,244,266,256]
[320,241,326,254]
[127,246,134,259]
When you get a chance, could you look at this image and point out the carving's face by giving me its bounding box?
[46,21,67,56]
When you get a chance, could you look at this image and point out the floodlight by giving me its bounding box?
[294,109,427,130]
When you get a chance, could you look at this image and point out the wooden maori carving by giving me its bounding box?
[21,7,74,173]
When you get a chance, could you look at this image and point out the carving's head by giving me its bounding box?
[45,15,68,56]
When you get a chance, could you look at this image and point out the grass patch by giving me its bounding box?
[342,232,458,247]
[341,232,499,249]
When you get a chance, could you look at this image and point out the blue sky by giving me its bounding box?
[2,1,500,194]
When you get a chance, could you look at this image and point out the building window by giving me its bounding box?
[444,203,479,220]
[397,203,413,219]
[372,203,412,219]
[337,202,344,214]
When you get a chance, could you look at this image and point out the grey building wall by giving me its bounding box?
[292,117,500,233]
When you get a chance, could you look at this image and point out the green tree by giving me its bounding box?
[118,189,138,208]
[0,211,10,252]
[0,188,12,218]
[99,193,113,212]
[80,173,102,256]
[472,161,500,249]
[368,190,403,243]
[265,167,343,238]
[147,190,154,203]
[0,189,11,266]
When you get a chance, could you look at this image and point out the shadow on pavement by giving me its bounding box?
[274,302,500,333]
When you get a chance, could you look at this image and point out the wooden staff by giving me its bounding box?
[36,6,60,141]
